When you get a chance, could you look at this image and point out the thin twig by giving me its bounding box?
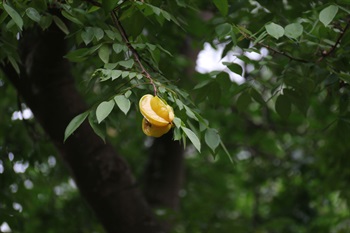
[317,18,350,63]
[110,11,157,95]
[239,30,310,63]
[84,0,157,95]
[257,42,310,63]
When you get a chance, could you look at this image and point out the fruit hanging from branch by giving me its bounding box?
[139,94,174,137]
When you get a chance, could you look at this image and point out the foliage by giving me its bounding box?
[1,0,350,233]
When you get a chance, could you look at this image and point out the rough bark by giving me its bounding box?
[2,21,166,233]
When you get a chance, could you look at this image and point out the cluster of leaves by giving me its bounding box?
[64,66,225,156]
[205,1,350,122]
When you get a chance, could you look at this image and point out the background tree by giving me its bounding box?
[1,0,350,233]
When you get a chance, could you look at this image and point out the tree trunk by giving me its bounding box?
[2,20,167,233]
[143,133,184,210]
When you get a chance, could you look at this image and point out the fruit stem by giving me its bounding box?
[111,10,157,96]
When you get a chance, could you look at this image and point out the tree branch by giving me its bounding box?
[257,42,310,63]
[317,17,350,62]
[239,32,310,63]
[84,0,158,95]
[110,11,158,96]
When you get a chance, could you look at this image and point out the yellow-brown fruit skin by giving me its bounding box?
[139,94,175,137]
[150,96,174,122]
[139,94,169,127]
[142,118,171,137]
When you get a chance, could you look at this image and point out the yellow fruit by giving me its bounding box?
[142,118,171,137]
[139,94,174,127]
[167,105,175,122]
[150,96,174,122]
[139,94,169,126]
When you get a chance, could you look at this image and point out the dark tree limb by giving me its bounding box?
[317,17,350,62]
[2,18,165,233]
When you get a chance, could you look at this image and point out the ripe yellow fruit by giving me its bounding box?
[139,94,174,127]
[142,118,171,137]
[150,96,174,122]
[139,94,175,137]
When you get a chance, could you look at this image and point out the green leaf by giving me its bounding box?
[26,8,41,23]
[61,10,83,25]
[106,30,122,41]
[88,44,103,54]
[182,126,201,152]
[96,100,115,123]
[95,69,118,81]
[224,62,242,75]
[250,88,265,105]
[253,31,267,45]
[220,141,234,163]
[265,22,284,39]
[150,5,161,15]
[120,8,145,37]
[119,59,134,68]
[132,43,146,49]
[173,117,182,128]
[284,23,303,39]
[64,111,89,141]
[205,128,220,152]
[88,114,105,142]
[146,43,156,51]
[194,79,211,90]
[161,10,171,21]
[114,95,131,115]
[39,15,52,30]
[319,5,339,27]
[122,71,129,78]
[104,63,118,69]
[98,45,110,64]
[4,3,23,30]
[173,127,182,140]
[111,70,122,80]
[102,0,116,12]
[113,43,125,54]
[64,48,90,62]
[53,16,69,35]
[124,90,132,98]
[275,94,291,119]
[213,0,228,16]
[175,98,184,110]
[128,72,137,79]
[8,56,20,74]
[81,27,94,45]
[156,44,173,57]
[93,27,104,41]
[215,23,232,38]
[184,105,198,120]
[236,92,251,112]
